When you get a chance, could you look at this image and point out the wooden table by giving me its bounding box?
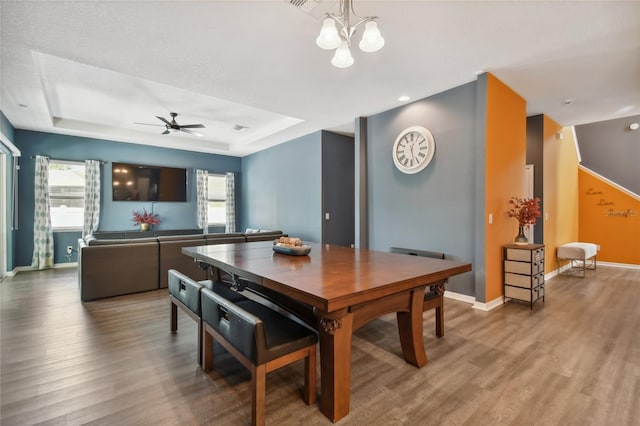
[183,241,472,422]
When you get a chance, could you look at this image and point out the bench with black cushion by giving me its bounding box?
[200,287,317,426]
[168,269,246,365]
[390,247,447,337]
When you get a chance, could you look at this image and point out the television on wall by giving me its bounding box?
[112,162,187,202]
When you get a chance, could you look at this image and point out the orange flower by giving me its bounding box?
[507,197,541,227]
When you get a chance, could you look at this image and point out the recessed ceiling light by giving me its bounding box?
[629,123,639,131]
[233,124,248,132]
[18,103,28,108]
[398,95,410,102]
[563,98,574,105]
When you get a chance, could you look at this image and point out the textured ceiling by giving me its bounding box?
[1,0,639,157]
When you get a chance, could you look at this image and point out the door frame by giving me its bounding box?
[525,164,535,244]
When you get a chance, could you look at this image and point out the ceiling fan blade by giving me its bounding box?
[180,128,203,137]
[162,129,170,135]
[134,122,164,127]
[179,124,205,129]
[156,116,172,126]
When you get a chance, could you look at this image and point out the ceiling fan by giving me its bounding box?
[135,112,205,137]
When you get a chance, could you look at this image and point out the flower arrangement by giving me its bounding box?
[132,208,160,226]
[507,197,541,227]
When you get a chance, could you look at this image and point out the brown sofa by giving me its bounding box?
[78,230,284,301]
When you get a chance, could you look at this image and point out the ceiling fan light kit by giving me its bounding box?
[316,0,384,68]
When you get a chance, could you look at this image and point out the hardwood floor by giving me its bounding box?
[1,266,638,425]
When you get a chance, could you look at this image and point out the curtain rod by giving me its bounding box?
[29,155,107,164]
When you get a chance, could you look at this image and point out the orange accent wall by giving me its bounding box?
[484,73,527,302]
[578,168,640,265]
[543,120,580,272]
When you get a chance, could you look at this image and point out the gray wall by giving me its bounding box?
[241,131,322,242]
[322,131,354,247]
[575,115,640,195]
[365,81,478,297]
[526,114,544,244]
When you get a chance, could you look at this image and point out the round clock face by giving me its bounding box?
[392,126,435,174]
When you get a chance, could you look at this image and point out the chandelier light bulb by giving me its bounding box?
[359,21,384,52]
[331,41,354,68]
[316,18,341,50]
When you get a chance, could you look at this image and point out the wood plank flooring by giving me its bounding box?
[1,266,639,425]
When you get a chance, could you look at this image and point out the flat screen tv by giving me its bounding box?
[112,162,187,202]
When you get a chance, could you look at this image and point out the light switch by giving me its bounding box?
[325,212,330,220]
[488,213,493,224]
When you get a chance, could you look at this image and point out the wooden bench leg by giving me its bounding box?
[197,320,203,366]
[202,328,213,372]
[170,300,178,333]
[251,364,267,426]
[304,344,317,405]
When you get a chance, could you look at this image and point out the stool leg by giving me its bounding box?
[170,300,178,333]
[251,364,266,426]
[304,345,317,405]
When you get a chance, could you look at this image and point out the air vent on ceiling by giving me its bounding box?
[285,0,334,18]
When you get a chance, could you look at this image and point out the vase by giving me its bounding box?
[514,225,528,245]
[140,223,150,231]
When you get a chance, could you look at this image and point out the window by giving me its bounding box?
[49,161,85,230]
[207,174,226,225]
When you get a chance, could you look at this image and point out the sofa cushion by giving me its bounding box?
[157,234,206,242]
[244,230,284,242]
[80,242,159,301]
[85,236,132,246]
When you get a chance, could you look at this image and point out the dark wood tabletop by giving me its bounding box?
[183,240,472,313]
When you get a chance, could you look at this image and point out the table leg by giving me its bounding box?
[396,287,428,367]
[317,309,354,423]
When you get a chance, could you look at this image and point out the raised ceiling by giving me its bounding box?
[1,0,638,157]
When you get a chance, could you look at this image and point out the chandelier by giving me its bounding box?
[315,0,385,68]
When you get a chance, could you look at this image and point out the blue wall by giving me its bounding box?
[13,130,241,267]
[365,82,478,296]
[241,131,322,242]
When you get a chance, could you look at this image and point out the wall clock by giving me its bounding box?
[392,126,435,174]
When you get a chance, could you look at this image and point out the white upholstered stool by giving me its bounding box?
[557,242,599,277]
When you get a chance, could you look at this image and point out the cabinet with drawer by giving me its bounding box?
[503,244,545,309]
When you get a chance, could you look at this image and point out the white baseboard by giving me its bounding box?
[546,259,639,280]
[12,262,78,274]
[598,261,640,270]
[444,290,505,311]
[444,290,475,305]
[54,262,78,269]
[472,296,505,312]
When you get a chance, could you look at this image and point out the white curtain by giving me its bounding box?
[83,160,101,237]
[31,155,54,269]
[225,172,236,233]
[196,169,208,234]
